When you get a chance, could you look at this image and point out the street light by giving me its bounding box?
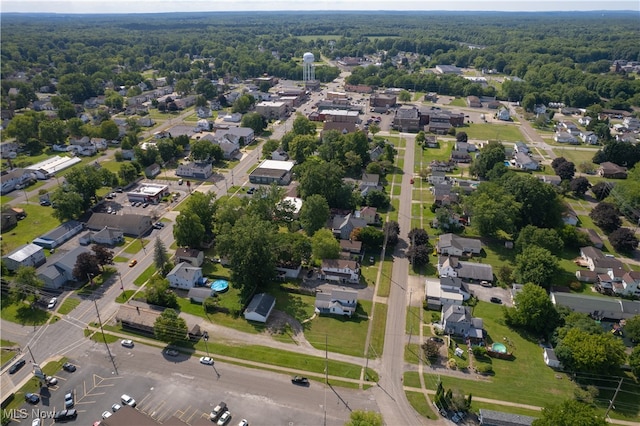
[203,331,210,356]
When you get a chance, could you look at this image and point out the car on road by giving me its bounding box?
[9,359,26,374]
[64,391,74,408]
[121,394,136,407]
[46,375,58,386]
[200,356,214,365]
[102,411,112,419]
[178,179,184,185]
[62,362,76,372]
[237,420,248,426]
[490,297,502,304]
[111,403,121,412]
[48,297,58,309]
[291,376,310,386]
[53,409,77,422]
[164,348,179,357]
[25,393,40,404]
[217,411,231,426]
[128,259,137,267]
[121,339,134,348]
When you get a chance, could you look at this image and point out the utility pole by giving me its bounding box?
[94,300,118,375]
[324,334,328,426]
[26,345,36,364]
[605,377,624,418]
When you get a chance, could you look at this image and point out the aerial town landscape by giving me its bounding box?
[1,5,640,426]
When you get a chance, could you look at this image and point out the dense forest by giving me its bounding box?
[1,11,640,109]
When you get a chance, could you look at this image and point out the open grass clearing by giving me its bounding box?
[405,343,421,364]
[133,265,156,286]
[0,202,62,254]
[0,300,50,326]
[123,238,149,254]
[376,258,393,297]
[406,306,422,333]
[57,297,81,315]
[552,147,598,165]
[406,390,439,419]
[369,302,387,358]
[465,122,524,142]
[416,140,453,164]
[471,401,541,418]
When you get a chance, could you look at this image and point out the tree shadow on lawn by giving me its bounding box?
[14,304,50,326]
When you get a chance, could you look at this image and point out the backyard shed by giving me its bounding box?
[243,293,276,323]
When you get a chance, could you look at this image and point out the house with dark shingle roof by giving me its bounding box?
[315,288,358,317]
[597,162,627,179]
[550,292,640,321]
[478,408,536,426]
[244,293,276,323]
[437,234,482,256]
[321,259,360,284]
[441,304,483,339]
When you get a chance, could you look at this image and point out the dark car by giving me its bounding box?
[53,409,77,422]
[291,376,310,386]
[429,337,444,344]
[8,359,26,374]
[62,362,76,372]
[490,297,502,304]
[25,393,40,404]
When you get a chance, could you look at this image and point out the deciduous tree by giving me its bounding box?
[173,211,205,248]
[145,276,178,309]
[555,328,626,374]
[608,227,639,253]
[72,252,101,281]
[515,225,564,255]
[311,228,340,260]
[569,176,591,197]
[51,188,84,221]
[504,283,560,337]
[299,194,329,236]
[154,308,187,344]
[91,245,114,271]
[589,202,621,233]
[630,347,640,378]
[345,410,383,426]
[533,400,606,426]
[383,220,400,247]
[514,246,559,288]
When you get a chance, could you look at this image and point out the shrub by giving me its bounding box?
[569,281,582,291]
[475,363,493,375]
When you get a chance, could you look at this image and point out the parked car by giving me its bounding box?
[40,200,51,206]
[48,297,58,309]
[209,402,227,421]
[102,411,112,419]
[32,419,41,426]
[291,376,310,386]
[200,356,214,365]
[9,359,26,374]
[217,411,231,426]
[111,403,121,412]
[53,409,77,422]
[25,393,40,404]
[121,394,136,407]
[62,362,76,372]
[142,202,149,208]
[178,179,184,185]
[429,337,444,344]
[121,339,134,348]
[490,297,502,304]
[46,376,58,386]
[64,391,74,408]
[237,420,249,426]
[480,280,492,287]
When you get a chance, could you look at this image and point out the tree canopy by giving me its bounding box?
[513,246,559,288]
[154,308,188,344]
[505,283,560,337]
[533,400,607,426]
[555,328,626,374]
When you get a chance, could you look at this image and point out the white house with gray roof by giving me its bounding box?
[166,262,204,290]
[2,243,46,272]
[438,256,494,282]
[441,304,483,339]
[315,288,358,317]
[244,293,276,323]
[436,234,482,256]
[321,259,360,284]
[32,220,84,250]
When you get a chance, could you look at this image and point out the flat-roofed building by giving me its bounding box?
[126,183,169,204]
[256,101,289,119]
[249,160,295,185]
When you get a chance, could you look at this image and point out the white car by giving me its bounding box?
[238,419,249,426]
[121,394,136,407]
[121,339,134,348]
[102,411,112,419]
[199,356,214,365]
[31,419,41,426]
[48,298,57,309]
[217,411,231,426]
[111,403,122,412]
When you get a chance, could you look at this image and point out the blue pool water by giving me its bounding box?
[492,343,507,353]
[504,161,511,167]
[211,279,229,292]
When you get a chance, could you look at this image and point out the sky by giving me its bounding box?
[1,0,639,14]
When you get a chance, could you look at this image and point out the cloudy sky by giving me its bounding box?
[1,0,638,14]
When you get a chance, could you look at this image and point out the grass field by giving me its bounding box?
[465,123,524,142]
[448,98,466,107]
[0,202,62,255]
[406,390,439,419]
[369,302,387,358]
[0,300,50,326]
[415,140,454,166]
[552,147,598,165]
[57,297,81,315]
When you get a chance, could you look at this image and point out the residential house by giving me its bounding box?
[91,227,124,245]
[441,304,483,339]
[431,184,458,206]
[558,121,580,135]
[580,246,624,275]
[271,147,289,161]
[86,213,152,237]
[244,293,276,323]
[339,240,363,260]
[580,131,598,145]
[623,116,640,131]
[583,228,604,249]
[215,127,255,146]
[166,262,204,290]
[1,168,35,194]
[321,259,360,284]
[315,288,358,317]
[533,104,547,114]
[578,116,592,126]
[550,292,640,321]
[543,348,561,369]
[354,206,378,225]
[176,162,213,179]
[538,175,562,186]
[425,135,438,148]
[562,210,579,226]
[425,279,463,310]
[2,243,46,272]
[438,256,494,283]
[428,171,448,185]
[478,409,536,426]
[175,248,204,267]
[1,208,19,230]
[276,262,302,279]
[554,131,578,144]
[439,276,471,300]
[430,160,455,172]
[450,150,471,163]
[597,162,627,179]
[331,213,368,240]
[514,141,529,154]
[513,152,539,170]
[144,164,161,179]
[497,107,510,121]
[575,270,599,283]
[436,234,482,256]
[36,246,90,289]
[115,304,162,335]
[467,96,482,108]
[32,220,84,250]
[613,271,640,297]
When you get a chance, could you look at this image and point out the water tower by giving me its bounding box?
[303,52,315,82]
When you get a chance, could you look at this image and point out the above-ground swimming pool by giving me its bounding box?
[491,342,507,353]
[211,279,229,293]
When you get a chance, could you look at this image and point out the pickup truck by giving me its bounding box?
[210,401,227,421]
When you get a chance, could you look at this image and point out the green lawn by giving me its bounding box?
[0,202,62,254]
[133,265,157,286]
[123,238,149,254]
[377,258,393,297]
[415,140,453,164]
[465,123,524,142]
[406,306,422,333]
[0,300,50,326]
[405,343,421,364]
[1,339,18,365]
[448,98,466,107]
[406,390,439,419]
[57,297,81,315]
[369,302,387,358]
[552,147,598,165]
[424,301,577,408]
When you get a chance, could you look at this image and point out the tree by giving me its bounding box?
[154,308,187,344]
[190,139,214,162]
[273,232,312,267]
[622,315,640,345]
[13,266,44,302]
[398,90,411,102]
[216,215,277,300]
[261,139,280,158]
[470,141,505,179]
[514,246,559,288]
[297,160,348,208]
[311,228,340,260]
[145,276,178,309]
[154,237,170,273]
[292,115,317,136]
[532,400,606,426]
[501,173,563,229]
[515,225,564,255]
[555,328,626,374]
[608,227,639,253]
[175,79,192,96]
[555,161,575,181]
[72,252,101,281]
[100,120,119,140]
[64,165,109,209]
[289,134,318,164]
[589,202,621,233]
[408,228,430,247]
[38,119,67,146]
[455,131,468,142]
[173,211,205,248]
[184,192,217,236]
[422,340,440,361]
[464,183,521,237]
[569,177,591,197]
[504,283,560,337]
[407,244,431,266]
[118,162,139,185]
[91,245,114,271]
[383,221,400,247]
[51,188,84,221]
[551,157,568,171]
[345,410,383,426]
[364,189,390,209]
[356,226,384,249]
[156,139,178,163]
[240,112,265,135]
[299,194,329,236]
